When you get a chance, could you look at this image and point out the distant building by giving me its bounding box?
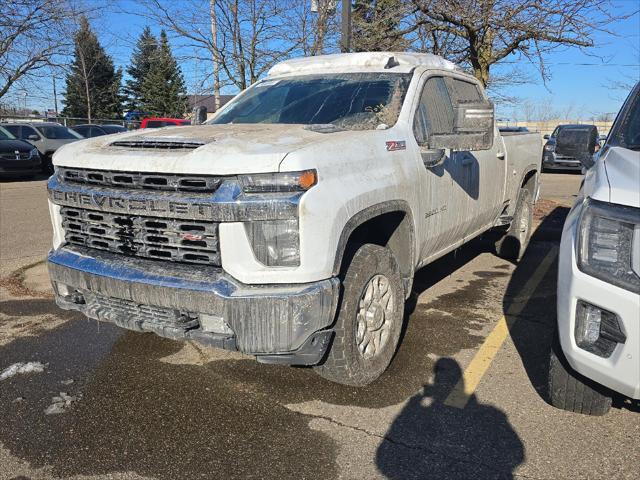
[187,94,235,119]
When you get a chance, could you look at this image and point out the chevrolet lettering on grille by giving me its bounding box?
[50,189,215,221]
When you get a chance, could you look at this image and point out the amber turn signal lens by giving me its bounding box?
[298,170,317,190]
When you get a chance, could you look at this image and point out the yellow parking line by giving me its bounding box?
[444,247,558,409]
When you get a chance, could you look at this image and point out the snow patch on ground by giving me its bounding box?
[44,392,81,415]
[0,361,45,381]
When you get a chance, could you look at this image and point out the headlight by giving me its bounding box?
[245,219,299,267]
[30,148,39,158]
[239,170,317,194]
[577,198,640,293]
[544,144,555,152]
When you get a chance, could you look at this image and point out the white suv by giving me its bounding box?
[549,82,640,415]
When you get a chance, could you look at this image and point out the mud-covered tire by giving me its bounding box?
[496,187,533,261]
[548,336,612,416]
[315,244,404,386]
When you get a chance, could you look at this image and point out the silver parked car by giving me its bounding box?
[3,122,83,174]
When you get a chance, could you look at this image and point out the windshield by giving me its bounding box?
[0,126,16,140]
[211,73,412,130]
[36,125,83,140]
[609,84,640,150]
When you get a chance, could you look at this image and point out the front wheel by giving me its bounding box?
[315,244,405,386]
[548,336,612,415]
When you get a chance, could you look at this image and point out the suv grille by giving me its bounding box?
[61,207,220,265]
[58,167,223,193]
[1,151,32,161]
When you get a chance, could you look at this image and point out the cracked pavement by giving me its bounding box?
[1,173,638,479]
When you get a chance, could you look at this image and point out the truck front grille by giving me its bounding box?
[57,167,223,193]
[61,207,220,266]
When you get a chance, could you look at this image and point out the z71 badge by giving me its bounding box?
[385,140,406,151]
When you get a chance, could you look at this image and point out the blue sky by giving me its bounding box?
[15,0,640,119]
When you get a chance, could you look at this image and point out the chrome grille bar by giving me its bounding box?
[58,167,223,193]
[61,207,220,266]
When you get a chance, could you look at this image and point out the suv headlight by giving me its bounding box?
[239,170,316,194]
[577,198,640,293]
[30,148,39,158]
[544,144,555,152]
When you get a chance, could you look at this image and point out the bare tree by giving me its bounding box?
[133,0,334,98]
[404,0,638,87]
[0,0,86,100]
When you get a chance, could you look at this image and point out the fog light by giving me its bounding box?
[199,314,233,335]
[575,300,626,358]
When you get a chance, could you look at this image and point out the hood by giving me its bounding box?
[604,146,640,208]
[0,139,35,153]
[52,124,334,175]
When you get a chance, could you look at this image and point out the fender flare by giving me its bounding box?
[332,200,416,279]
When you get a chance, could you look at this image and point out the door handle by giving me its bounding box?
[497,151,505,160]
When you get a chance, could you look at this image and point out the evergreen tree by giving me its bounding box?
[140,31,187,117]
[352,0,408,52]
[124,27,158,112]
[62,17,122,120]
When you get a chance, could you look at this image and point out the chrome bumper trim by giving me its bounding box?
[48,245,340,355]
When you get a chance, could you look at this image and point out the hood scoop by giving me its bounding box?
[110,137,207,150]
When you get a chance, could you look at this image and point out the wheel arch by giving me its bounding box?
[333,201,415,297]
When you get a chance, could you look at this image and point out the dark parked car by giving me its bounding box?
[73,124,128,138]
[0,125,42,178]
[542,124,599,172]
[499,126,530,133]
[3,122,82,174]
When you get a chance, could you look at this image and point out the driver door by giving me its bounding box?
[412,74,473,263]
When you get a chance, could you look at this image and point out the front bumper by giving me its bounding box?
[48,245,339,365]
[557,206,640,399]
[543,152,582,170]
[0,157,42,176]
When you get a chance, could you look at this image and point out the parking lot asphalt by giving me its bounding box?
[0,173,638,479]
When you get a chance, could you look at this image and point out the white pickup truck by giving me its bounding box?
[47,52,541,386]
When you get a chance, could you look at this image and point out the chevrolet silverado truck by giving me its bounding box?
[549,81,640,415]
[47,52,542,386]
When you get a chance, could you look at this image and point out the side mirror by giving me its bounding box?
[429,101,494,151]
[27,133,40,141]
[543,134,550,140]
[193,106,207,125]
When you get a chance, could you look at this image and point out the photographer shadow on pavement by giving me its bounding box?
[376,357,524,479]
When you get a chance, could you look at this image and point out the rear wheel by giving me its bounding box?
[315,244,404,386]
[495,187,532,261]
[548,336,612,416]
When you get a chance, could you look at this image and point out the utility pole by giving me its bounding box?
[52,76,59,115]
[341,0,351,53]
[210,0,221,112]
